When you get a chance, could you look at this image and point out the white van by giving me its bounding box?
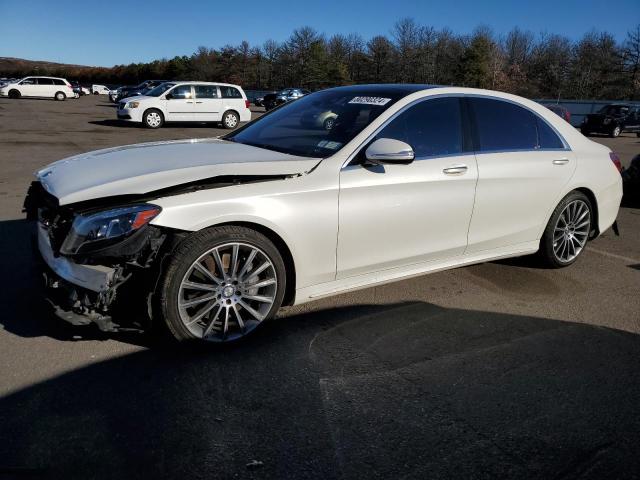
[116,81,252,129]
[0,76,75,101]
[92,84,111,95]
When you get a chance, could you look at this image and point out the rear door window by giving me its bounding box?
[470,97,538,151]
[536,117,564,149]
[38,78,55,85]
[52,79,66,85]
[194,85,219,99]
[221,86,242,99]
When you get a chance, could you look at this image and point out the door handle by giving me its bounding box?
[552,158,570,165]
[186,101,194,104]
[443,165,468,175]
[195,101,203,104]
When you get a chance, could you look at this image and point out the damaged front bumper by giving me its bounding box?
[36,222,123,331]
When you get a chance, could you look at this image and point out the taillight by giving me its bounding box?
[609,152,622,172]
[245,100,250,109]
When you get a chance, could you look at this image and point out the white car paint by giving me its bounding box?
[37,139,319,205]
[0,76,75,99]
[92,84,111,95]
[116,81,251,126]
[35,86,622,306]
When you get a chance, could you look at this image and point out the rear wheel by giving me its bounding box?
[611,125,621,137]
[158,226,286,343]
[143,109,164,128]
[8,89,20,99]
[539,191,592,268]
[55,91,66,101]
[222,110,239,129]
[580,127,590,136]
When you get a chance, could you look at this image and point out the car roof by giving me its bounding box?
[325,84,440,96]
[24,76,66,80]
[169,81,244,89]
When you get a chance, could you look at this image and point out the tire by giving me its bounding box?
[222,110,240,129]
[93,91,99,95]
[539,191,593,268]
[143,109,164,129]
[8,89,20,99]
[55,91,66,101]
[636,132,640,138]
[580,127,590,136]
[158,225,287,343]
[611,125,621,138]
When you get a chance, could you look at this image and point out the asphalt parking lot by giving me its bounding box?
[0,95,639,479]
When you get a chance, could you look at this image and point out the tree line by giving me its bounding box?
[4,19,640,100]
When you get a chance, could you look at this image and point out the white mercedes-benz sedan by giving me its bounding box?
[25,84,622,342]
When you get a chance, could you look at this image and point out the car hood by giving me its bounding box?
[36,138,320,205]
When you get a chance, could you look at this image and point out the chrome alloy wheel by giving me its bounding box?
[553,199,590,263]
[146,112,162,127]
[178,242,278,341]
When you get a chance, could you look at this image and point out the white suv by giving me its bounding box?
[0,76,75,101]
[117,81,252,129]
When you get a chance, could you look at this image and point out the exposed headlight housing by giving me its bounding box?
[60,204,161,255]
[127,101,140,108]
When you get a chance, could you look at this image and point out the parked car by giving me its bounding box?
[0,76,75,101]
[542,103,571,123]
[116,81,251,129]
[25,84,622,343]
[92,84,112,95]
[115,80,171,102]
[264,88,310,110]
[581,104,640,137]
[253,91,276,107]
[109,86,125,103]
[72,83,90,96]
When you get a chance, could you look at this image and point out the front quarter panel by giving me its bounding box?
[150,163,339,289]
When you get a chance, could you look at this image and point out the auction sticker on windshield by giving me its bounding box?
[348,96,392,106]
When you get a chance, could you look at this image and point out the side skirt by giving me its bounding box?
[293,241,539,305]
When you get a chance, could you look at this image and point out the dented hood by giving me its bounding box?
[36,138,320,205]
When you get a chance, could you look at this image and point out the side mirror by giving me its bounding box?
[364,138,415,165]
[165,93,173,100]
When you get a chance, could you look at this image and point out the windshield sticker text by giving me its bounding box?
[348,96,392,106]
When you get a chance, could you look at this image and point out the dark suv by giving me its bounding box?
[581,104,640,137]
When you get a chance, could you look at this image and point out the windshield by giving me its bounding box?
[598,105,629,115]
[226,88,405,158]
[146,82,175,97]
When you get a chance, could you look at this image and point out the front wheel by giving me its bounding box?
[222,111,240,129]
[143,109,164,128]
[539,191,592,268]
[8,89,20,99]
[55,92,66,101]
[158,226,286,342]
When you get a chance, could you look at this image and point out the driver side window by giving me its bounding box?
[170,85,193,99]
[375,97,464,158]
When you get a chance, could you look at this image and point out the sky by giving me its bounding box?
[0,0,638,67]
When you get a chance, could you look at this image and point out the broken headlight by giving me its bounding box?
[60,204,161,255]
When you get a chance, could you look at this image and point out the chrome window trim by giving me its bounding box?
[341,92,571,169]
